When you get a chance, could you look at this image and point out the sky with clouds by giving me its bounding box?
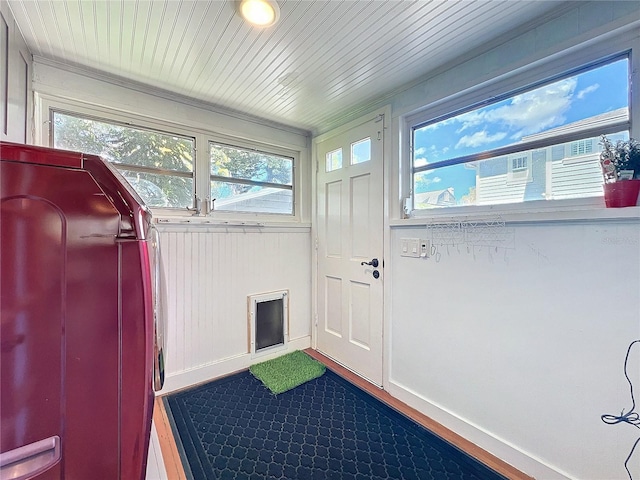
[413,58,629,198]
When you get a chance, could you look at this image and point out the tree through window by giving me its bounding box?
[209,142,294,215]
[52,111,194,209]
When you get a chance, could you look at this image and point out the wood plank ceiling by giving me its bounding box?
[8,0,566,134]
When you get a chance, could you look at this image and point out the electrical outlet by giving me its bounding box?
[420,240,430,258]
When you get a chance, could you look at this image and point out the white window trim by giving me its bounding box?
[507,153,532,184]
[207,134,297,217]
[325,147,343,172]
[35,93,304,224]
[562,139,597,166]
[51,108,197,209]
[400,30,640,222]
[569,139,594,157]
[390,199,640,227]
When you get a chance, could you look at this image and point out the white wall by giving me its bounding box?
[389,1,640,121]
[30,60,314,393]
[390,220,640,479]
[157,223,312,393]
[0,2,31,143]
[381,2,640,479]
[31,60,310,161]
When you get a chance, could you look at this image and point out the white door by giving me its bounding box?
[315,113,384,386]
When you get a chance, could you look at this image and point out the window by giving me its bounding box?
[351,138,371,165]
[411,57,630,210]
[505,153,532,186]
[210,142,294,215]
[326,148,342,172]
[511,156,528,171]
[325,138,370,172]
[50,109,299,217]
[570,139,594,157]
[52,111,194,208]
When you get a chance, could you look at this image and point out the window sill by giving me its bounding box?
[153,214,311,231]
[392,200,640,227]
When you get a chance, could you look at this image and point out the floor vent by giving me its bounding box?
[248,290,288,355]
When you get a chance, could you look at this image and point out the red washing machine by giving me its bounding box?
[0,142,166,480]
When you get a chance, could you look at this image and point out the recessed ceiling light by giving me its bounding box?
[237,0,280,27]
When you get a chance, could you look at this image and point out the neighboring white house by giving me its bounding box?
[414,187,456,208]
[214,187,292,214]
[469,108,628,205]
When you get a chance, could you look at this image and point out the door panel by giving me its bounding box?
[326,181,342,256]
[325,277,343,336]
[349,281,370,348]
[351,174,372,257]
[316,114,384,385]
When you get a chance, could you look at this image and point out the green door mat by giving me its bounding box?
[249,350,326,394]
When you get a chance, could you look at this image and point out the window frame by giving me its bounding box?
[208,136,296,216]
[410,54,630,212]
[507,153,532,185]
[37,95,303,222]
[569,139,594,158]
[401,32,639,220]
[51,108,197,210]
[325,147,343,172]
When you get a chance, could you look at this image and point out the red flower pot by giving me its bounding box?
[604,179,640,208]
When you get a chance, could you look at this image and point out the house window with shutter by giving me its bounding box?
[507,154,532,184]
[570,139,594,157]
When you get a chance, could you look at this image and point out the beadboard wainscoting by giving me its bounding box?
[156,223,312,394]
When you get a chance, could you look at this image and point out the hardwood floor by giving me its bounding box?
[153,349,533,480]
[153,396,187,480]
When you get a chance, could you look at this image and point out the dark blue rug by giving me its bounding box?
[164,369,507,480]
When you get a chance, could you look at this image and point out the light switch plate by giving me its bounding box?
[400,238,421,257]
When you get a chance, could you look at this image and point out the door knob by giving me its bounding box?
[360,258,379,268]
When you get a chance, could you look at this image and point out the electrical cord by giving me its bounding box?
[602,339,640,480]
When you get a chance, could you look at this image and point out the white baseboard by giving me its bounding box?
[158,336,311,395]
[386,378,573,480]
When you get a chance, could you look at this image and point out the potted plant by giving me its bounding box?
[599,135,640,207]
